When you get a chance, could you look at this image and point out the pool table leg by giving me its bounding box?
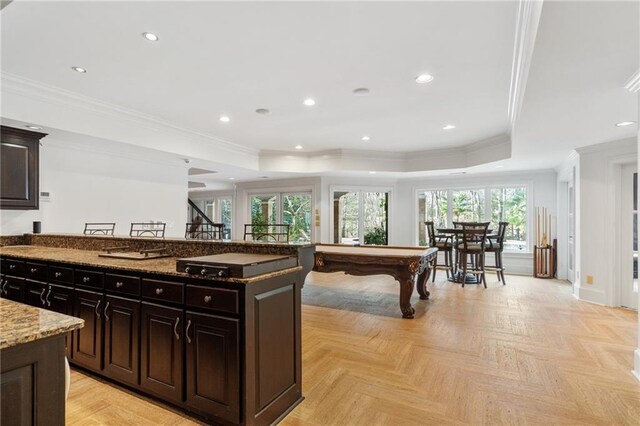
[399,278,416,319]
[416,270,430,300]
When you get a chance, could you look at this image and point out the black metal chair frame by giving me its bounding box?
[484,221,508,285]
[457,222,490,288]
[83,223,116,235]
[130,222,166,238]
[185,222,224,240]
[425,221,453,282]
[243,223,290,243]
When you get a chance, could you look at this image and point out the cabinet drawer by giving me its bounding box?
[48,265,74,285]
[186,285,239,314]
[142,279,183,304]
[1,258,24,277]
[25,262,47,281]
[105,273,140,296]
[75,269,104,289]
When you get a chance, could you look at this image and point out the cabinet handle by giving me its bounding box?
[39,288,46,305]
[116,281,124,288]
[173,317,180,340]
[30,268,37,273]
[186,320,192,344]
[104,301,110,321]
[83,277,90,283]
[95,299,101,319]
[55,272,62,278]
[1,279,7,295]
[155,288,163,295]
[204,295,212,303]
[45,287,52,307]
[9,264,15,270]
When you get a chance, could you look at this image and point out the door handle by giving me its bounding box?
[186,320,192,344]
[45,287,52,306]
[39,288,46,305]
[104,301,110,321]
[95,299,101,319]
[173,317,180,340]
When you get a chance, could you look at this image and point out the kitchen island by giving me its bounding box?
[1,298,84,426]
[0,240,307,425]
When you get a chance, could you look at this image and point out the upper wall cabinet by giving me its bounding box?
[1,126,47,210]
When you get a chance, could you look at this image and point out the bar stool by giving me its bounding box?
[457,222,490,288]
[485,221,508,284]
[425,221,453,281]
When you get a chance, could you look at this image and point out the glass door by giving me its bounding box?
[333,190,389,245]
[250,192,312,242]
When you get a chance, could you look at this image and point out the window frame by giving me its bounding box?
[415,183,532,253]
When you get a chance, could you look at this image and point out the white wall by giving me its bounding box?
[0,137,188,238]
[395,170,558,275]
[575,137,637,305]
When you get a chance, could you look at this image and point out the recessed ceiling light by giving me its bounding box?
[369,171,377,175]
[495,165,504,169]
[71,66,87,73]
[25,125,42,130]
[303,98,316,106]
[616,121,636,127]
[415,73,434,84]
[361,136,371,141]
[442,124,456,130]
[229,177,235,180]
[255,108,270,115]
[353,88,370,96]
[219,115,230,123]
[142,32,159,41]
[295,145,303,150]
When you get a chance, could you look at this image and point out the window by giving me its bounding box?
[332,190,389,245]
[418,186,528,251]
[250,192,312,242]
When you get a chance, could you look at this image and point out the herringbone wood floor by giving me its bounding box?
[67,272,640,425]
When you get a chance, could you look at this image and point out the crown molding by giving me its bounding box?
[624,69,640,93]
[508,0,544,131]
[259,133,511,173]
[0,72,258,157]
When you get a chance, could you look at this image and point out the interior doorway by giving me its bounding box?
[620,163,638,310]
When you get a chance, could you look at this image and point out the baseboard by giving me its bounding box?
[573,285,607,305]
[633,349,640,382]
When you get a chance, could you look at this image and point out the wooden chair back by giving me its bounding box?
[459,222,490,251]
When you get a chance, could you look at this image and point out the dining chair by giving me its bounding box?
[484,221,508,284]
[425,221,453,281]
[457,222,490,288]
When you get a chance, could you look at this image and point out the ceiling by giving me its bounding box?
[0,1,638,182]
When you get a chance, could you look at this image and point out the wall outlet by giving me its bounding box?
[586,275,593,285]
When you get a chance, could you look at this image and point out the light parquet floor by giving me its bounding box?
[66,272,640,425]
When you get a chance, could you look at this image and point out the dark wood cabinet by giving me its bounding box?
[72,289,103,371]
[3,276,25,303]
[140,302,183,404]
[47,283,74,358]
[185,311,240,423]
[103,295,140,386]
[0,126,46,210]
[24,279,48,307]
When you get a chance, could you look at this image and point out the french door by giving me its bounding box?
[249,192,312,242]
[620,163,638,309]
[332,190,389,245]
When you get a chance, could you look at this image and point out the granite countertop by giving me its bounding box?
[0,245,302,284]
[0,298,83,349]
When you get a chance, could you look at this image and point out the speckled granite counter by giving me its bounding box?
[0,245,301,284]
[0,298,83,349]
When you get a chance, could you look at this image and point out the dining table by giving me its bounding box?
[436,227,495,284]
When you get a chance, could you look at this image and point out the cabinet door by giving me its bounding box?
[140,303,183,404]
[104,295,140,386]
[48,284,74,359]
[0,125,45,210]
[72,289,103,372]
[185,312,240,423]
[24,280,47,308]
[1,276,25,302]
